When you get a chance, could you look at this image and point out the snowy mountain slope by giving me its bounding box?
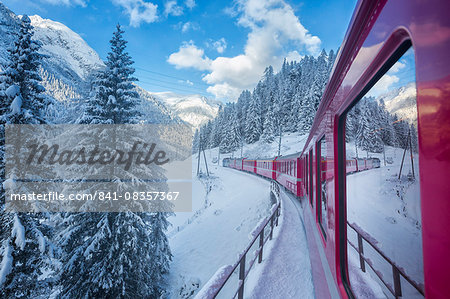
[151,92,221,129]
[135,86,189,125]
[29,15,104,86]
[0,3,187,126]
[0,3,19,67]
[377,82,417,125]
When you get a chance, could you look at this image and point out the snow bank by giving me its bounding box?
[194,265,234,299]
[248,203,278,240]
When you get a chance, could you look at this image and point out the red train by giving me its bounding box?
[224,0,450,297]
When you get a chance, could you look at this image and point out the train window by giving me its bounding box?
[317,136,327,237]
[305,156,308,195]
[344,47,423,298]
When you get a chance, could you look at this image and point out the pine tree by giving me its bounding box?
[261,102,278,143]
[81,24,139,124]
[58,25,172,299]
[0,15,54,298]
[244,94,262,143]
[356,99,383,156]
[0,15,46,124]
[192,129,200,153]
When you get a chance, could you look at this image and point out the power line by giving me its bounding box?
[136,74,209,93]
[138,79,212,97]
[134,66,209,87]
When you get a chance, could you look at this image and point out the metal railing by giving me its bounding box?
[347,222,424,298]
[200,181,281,299]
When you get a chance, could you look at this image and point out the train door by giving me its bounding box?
[341,45,423,298]
[317,136,327,239]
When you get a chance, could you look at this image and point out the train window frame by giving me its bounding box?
[338,40,416,298]
[309,149,314,207]
[305,156,309,196]
[317,135,327,239]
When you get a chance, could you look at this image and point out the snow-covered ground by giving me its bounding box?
[245,189,314,299]
[165,149,273,298]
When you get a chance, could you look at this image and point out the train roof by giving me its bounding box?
[275,152,301,160]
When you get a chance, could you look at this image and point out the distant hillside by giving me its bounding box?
[151,92,221,130]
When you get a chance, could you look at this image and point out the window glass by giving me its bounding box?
[345,47,423,298]
[318,137,327,236]
[305,156,308,195]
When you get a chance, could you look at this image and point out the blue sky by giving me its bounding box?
[2,0,357,102]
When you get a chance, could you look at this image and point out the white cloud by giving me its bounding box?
[209,38,227,54]
[390,61,406,73]
[112,0,158,27]
[206,83,241,100]
[164,0,183,17]
[167,0,321,100]
[185,0,195,9]
[285,50,303,62]
[167,41,212,70]
[40,0,87,6]
[367,74,399,98]
[181,21,199,33]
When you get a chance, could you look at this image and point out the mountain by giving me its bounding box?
[0,3,19,66]
[378,82,417,125]
[0,3,189,128]
[29,15,104,96]
[151,92,221,130]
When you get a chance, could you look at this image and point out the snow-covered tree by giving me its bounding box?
[244,94,262,143]
[81,24,139,124]
[0,15,54,298]
[58,25,172,299]
[0,15,46,124]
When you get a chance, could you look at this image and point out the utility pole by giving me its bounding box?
[197,136,202,176]
[196,136,209,177]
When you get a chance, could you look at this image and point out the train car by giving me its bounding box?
[371,157,381,168]
[345,159,357,173]
[274,153,302,197]
[222,158,231,168]
[223,1,449,297]
[243,159,256,173]
[296,0,450,298]
[255,158,277,180]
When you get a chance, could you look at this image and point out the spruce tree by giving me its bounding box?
[0,15,53,298]
[59,24,172,299]
[81,24,139,124]
[245,95,262,143]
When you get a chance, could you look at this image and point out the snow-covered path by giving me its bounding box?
[166,165,272,298]
[245,188,315,299]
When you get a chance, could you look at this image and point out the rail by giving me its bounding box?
[195,180,281,299]
[347,222,424,298]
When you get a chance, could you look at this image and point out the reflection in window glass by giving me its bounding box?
[345,47,423,298]
[318,137,327,236]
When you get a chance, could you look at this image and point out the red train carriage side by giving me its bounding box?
[223,0,449,297]
[243,159,256,173]
[297,0,450,298]
[274,154,302,197]
[255,159,277,180]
